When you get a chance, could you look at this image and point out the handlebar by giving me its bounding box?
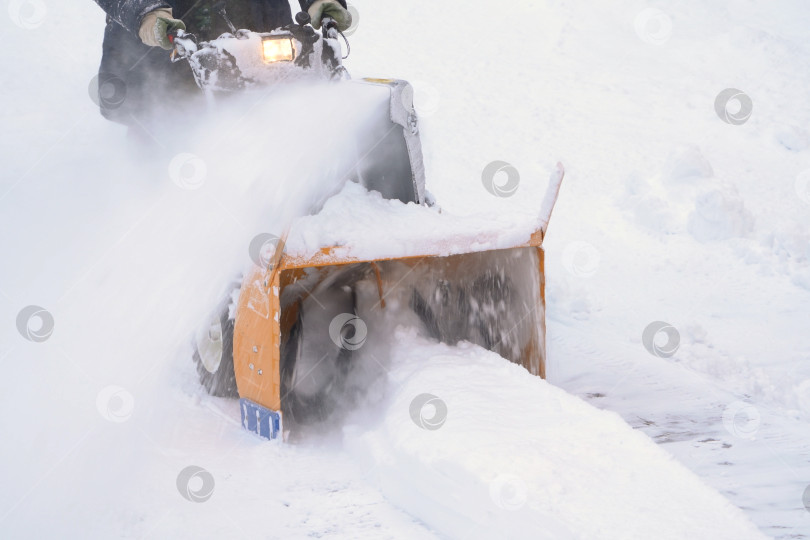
[169,12,349,63]
[319,16,349,59]
[169,29,198,62]
[321,16,339,39]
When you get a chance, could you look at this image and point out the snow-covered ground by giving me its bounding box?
[2,0,810,538]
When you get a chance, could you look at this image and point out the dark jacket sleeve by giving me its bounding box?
[298,0,348,12]
[93,0,170,33]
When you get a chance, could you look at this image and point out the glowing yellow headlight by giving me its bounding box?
[262,37,294,63]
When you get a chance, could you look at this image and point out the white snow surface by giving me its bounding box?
[2,0,810,539]
[284,180,548,260]
[347,328,764,540]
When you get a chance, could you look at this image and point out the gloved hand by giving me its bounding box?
[307,0,352,32]
[138,8,186,50]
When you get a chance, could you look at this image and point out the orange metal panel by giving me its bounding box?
[233,266,282,410]
[233,229,551,414]
[279,228,547,271]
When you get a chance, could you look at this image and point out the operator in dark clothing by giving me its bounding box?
[91,0,351,129]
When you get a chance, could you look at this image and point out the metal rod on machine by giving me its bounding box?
[538,162,565,235]
[370,262,386,309]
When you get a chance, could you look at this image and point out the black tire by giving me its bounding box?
[280,306,328,425]
[192,287,239,398]
[280,287,355,428]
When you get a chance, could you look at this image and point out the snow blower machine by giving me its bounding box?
[183,9,564,440]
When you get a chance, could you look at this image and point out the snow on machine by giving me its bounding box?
[184,9,564,440]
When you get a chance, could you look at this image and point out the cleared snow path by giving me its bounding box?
[550,319,810,539]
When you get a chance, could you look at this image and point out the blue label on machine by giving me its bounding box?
[239,398,281,440]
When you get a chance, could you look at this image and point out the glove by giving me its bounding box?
[138,9,186,50]
[307,0,352,32]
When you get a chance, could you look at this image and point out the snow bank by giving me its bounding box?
[347,330,766,540]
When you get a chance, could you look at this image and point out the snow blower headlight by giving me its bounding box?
[262,37,294,63]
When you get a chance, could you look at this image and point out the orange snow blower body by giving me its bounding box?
[229,165,564,439]
[176,8,564,440]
